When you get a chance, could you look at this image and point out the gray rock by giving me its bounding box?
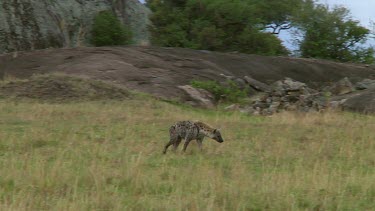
[234,78,247,90]
[178,85,215,108]
[355,79,375,90]
[225,104,240,111]
[328,77,354,95]
[341,87,375,113]
[283,77,307,91]
[252,107,261,116]
[329,99,347,109]
[239,106,255,114]
[268,101,281,113]
[244,76,271,92]
[253,101,270,109]
[271,78,307,92]
[219,73,236,80]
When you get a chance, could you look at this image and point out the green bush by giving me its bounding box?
[191,80,248,103]
[91,11,132,46]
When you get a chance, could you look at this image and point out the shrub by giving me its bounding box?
[91,11,132,46]
[191,80,248,103]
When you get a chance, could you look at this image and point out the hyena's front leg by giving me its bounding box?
[196,137,204,151]
[182,138,193,152]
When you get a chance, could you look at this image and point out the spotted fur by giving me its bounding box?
[163,121,224,154]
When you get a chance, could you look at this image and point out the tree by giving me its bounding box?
[295,4,374,63]
[147,0,290,56]
[91,11,133,47]
[255,0,304,34]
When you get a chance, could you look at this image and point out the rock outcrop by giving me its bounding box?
[0,0,150,53]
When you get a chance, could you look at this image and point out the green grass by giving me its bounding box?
[0,98,374,210]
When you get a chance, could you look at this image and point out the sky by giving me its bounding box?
[319,0,375,28]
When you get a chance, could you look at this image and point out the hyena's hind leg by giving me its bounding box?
[172,137,182,152]
[163,140,174,154]
[163,126,178,154]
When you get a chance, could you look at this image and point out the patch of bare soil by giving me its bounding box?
[0,74,131,102]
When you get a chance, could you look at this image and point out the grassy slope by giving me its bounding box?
[0,98,374,210]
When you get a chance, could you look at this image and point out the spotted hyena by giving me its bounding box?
[163,121,224,154]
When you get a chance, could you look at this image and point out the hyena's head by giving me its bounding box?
[211,129,224,143]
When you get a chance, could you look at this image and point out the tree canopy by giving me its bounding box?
[147,0,374,63]
[147,0,291,56]
[295,4,374,63]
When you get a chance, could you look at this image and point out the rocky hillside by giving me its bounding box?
[1,46,375,113]
[0,0,150,53]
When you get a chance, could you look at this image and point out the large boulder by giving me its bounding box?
[328,77,355,95]
[340,88,375,113]
[178,85,215,108]
[0,0,150,53]
[278,77,307,91]
[355,79,375,90]
[243,76,271,92]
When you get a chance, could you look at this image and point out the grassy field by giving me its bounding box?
[0,98,374,210]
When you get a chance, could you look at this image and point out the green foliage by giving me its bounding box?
[295,4,375,64]
[147,0,374,63]
[191,80,248,103]
[147,0,291,56]
[91,11,132,47]
[255,0,304,34]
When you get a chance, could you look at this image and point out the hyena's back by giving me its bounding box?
[169,121,200,140]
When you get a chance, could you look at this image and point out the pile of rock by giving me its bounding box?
[181,73,375,114]
[250,78,326,115]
